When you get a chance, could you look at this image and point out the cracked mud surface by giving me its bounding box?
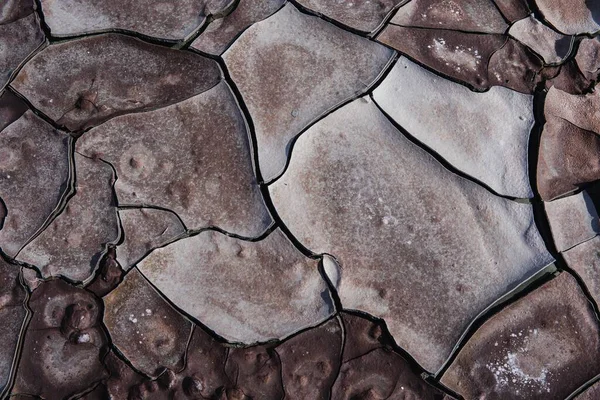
[2,0,600,399]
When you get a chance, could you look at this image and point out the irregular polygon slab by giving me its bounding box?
[0,90,27,131]
[545,86,600,134]
[509,16,572,64]
[340,312,389,362]
[391,0,507,33]
[0,111,70,258]
[117,208,186,270]
[545,191,599,252]
[0,11,45,91]
[223,3,394,181]
[12,280,108,398]
[332,348,449,400]
[77,82,271,238]
[86,246,123,297]
[534,0,600,34]
[564,236,600,307]
[269,97,553,372]
[544,58,595,94]
[191,0,285,55]
[537,115,600,200]
[576,37,600,81]
[0,259,26,393]
[0,0,35,24]
[276,318,342,399]
[373,57,534,198]
[39,0,235,40]
[377,27,543,92]
[441,273,600,399]
[138,229,334,343]
[17,153,119,282]
[104,268,192,378]
[294,0,405,32]
[11,33,221,131]
[492,0,530,21]
[225,345,284,399]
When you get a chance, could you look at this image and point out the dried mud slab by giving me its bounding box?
[85,246,123,297]
[17,154,119,283]
[545,86,600,134]
[564,236,600,307]
[0,9,44,91]
[545,191,599,252]
[77,82,271,238]
[391,0,508,33]
[0,0,35,24]
[276,318,342,399]
[377,26,543,92]
[537,115,600,200]
[373,57,534,198]
[225,345,284,399]
[0,111,70,258]
[191,0,285,55]
[103,268,192,378]
[575,37,600,81]
[12,280,108,398]
[492,0,530,22]
[340,312,389,362]
[223,3,394,181]
[117,208,185,270]
[11,33,221,132]
[294,0,404,32]
[39,0,235,40]
[270,97,553,372]
[509,16,573,65]
[138,229,334,344]
[0,259,26,393]
[332,348,448,400]
[441,273,600,399]
[575,380,600,399]
[534,0,600,35]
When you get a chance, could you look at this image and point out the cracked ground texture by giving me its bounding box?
[3,0,600,399]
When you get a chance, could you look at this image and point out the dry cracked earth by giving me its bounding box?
[3,0,600,399]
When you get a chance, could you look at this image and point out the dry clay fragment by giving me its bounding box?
[492,0,530,21]
[223,3,394,181]
[377,26,543,93]
[77,82,271,238]
[191,0,285,55]
[86,246,124,297]
[104,268,192,378]
[294,0,405,32]
[441,273,600,399]
[17,153,119,283]
[391,0,508,33]
[509,15,573,64]
[0,0,35,24]
[545,59,596,95]
[545,86,600,134]
[340,312,389,362]
[12,280,108,398]
[269,97,553,372]
[276,318,342,399]
[0,111,69,258]
[0,259,26,393]
[537,116,600,200]
[332,348,449,400]
[11,33,221,131]
[226,346,284,399]
[0,11,44,91]
[138,229,334,343]
[576,37,600,81]
[40,0,234,40]
[117,208,185,270]
[564,236,600,307]
[545,191,599,252]
[373,57,534,198]
[534,0,600,34]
